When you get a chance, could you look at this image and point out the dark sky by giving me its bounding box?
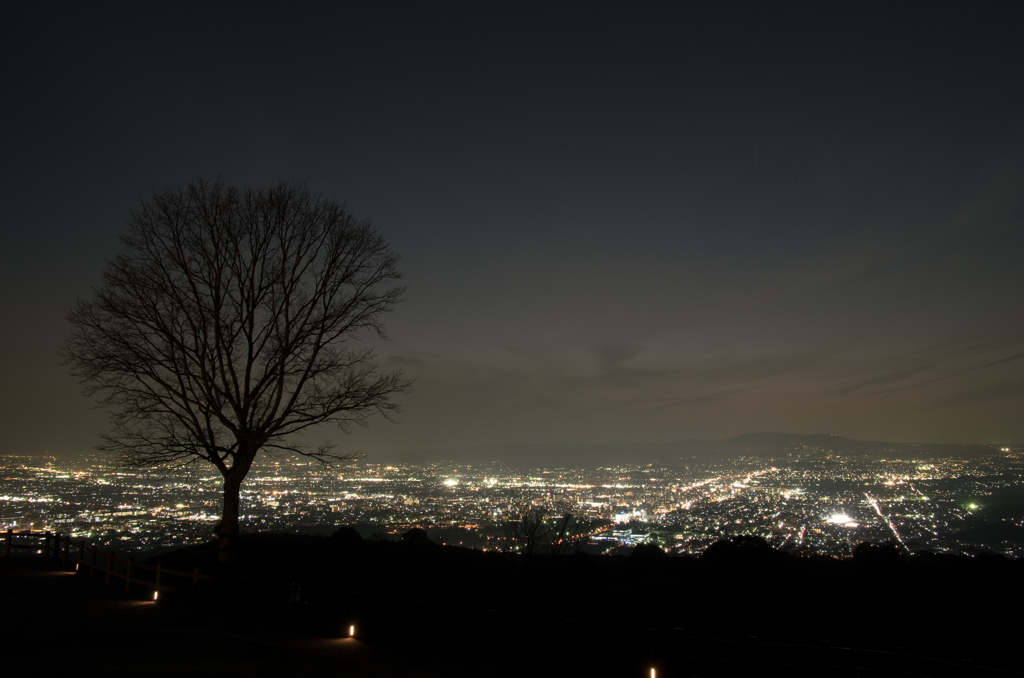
[3,3,1023,459]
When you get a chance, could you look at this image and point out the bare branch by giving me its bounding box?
[62,178,410,555]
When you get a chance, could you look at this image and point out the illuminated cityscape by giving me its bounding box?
[5,448,1023,558]
[3,4,1023,676]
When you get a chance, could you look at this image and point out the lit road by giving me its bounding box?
[864,492,906,548]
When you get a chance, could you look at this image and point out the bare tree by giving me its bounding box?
[504,506,590,559]
[547,512,590,557]
[63,178,410,561]
[504,506,550,559]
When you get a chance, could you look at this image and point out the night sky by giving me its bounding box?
[3,3,1023,459]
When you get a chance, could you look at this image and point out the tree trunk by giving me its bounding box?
[215,451,256,564]
[215,474,242,563]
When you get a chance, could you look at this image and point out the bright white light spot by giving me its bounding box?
[826,513,851,524]
[153,591,159,601]
[443,479,458,487]
[349,625,355,637]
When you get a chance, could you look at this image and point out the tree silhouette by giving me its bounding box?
[400,527,436,549]
[630,541,668,560]
[63,178,410,561]
[503,506,589,558]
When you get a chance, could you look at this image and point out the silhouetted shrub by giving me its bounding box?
[853,540,905,565]
[330,525,363,547]
[631,541,668,560]
[400,528,437,549]
[701,534,779,566]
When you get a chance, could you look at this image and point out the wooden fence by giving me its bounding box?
[3,527,223,597]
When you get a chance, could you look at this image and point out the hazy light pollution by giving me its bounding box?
[2,3,1023,459]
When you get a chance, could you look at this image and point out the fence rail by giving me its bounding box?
[3,527,223,596]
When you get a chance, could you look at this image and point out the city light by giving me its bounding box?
[3,451,1023,560]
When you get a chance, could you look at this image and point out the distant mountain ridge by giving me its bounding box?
[375,432,1001,468]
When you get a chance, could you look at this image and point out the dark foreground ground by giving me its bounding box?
[3,534,1023,677]
[0,558,445,677]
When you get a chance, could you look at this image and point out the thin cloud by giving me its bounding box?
[832,365,935,396]
[595,343,643,373]
[844,351,1024,404]
[387,355,427,368]
[935,380,1024,407]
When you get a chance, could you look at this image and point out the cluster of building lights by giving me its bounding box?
[2,449,1023,558]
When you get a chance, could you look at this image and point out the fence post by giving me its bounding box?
[42,531,51,559]
[105,551,114,586]
[155,563,162,591]
[77,541,84,570]
[4,528,10,558]
[193,568,199,588]
[125,558,133,592]
[61,534,68,566]
[89,545,98,578]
